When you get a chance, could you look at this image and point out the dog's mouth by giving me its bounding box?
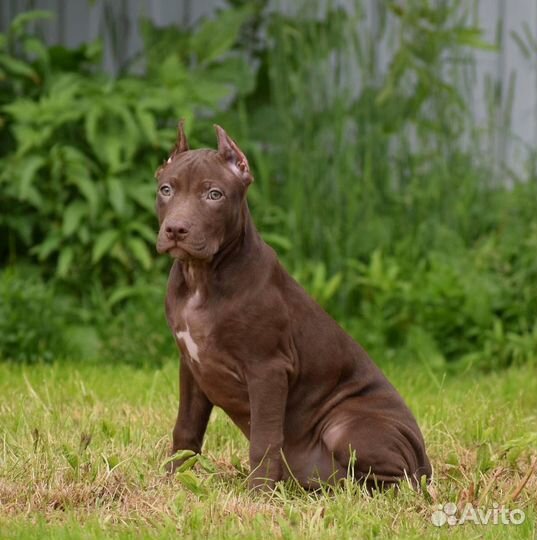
[156,238,210,261]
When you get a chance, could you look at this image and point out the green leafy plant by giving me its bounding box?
[0,8,256,287]
[1,3,536,372]
[0,266,73,362]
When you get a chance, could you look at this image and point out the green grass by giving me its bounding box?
[0,360,536,539]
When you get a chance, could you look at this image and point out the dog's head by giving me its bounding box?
[155,121,253,261]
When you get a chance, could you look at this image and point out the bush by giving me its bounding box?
[1,3,536,371]
[0,266,75,362]
[324,208,537,370]
[0,266,176,365]
[88,278,177,366]
[0,8,256,287]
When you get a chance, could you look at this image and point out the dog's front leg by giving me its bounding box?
[246,361,288,491]
[168,359,213,473]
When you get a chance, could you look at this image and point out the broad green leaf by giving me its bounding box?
[454,28,496,51]
[84,103,101,155]
[107,286,141,307]
[127,184,156,212]
[78,225,90,245]
[190,6,253,65]
[104,100,140,165]
[196,454,217,474]
[175,470,207,498]
[92,230,119,264]
[57,248,74,278]
[109,243,130,267]
[17,155,45,205]
[107,177,126,215]
[190,76,232,107]
[206,56,256,96]
[160,450,196,471]
[155,54,188,88]
[31,234,61,260]
[62,202,87,237]
[0,53,39,82]
[178,455,199,472]
[137,95,175,113]
[72,177,100,216]
[312,263,327,295]
[23,36,49,64]
[136,108,158,145]
[84,39,103,63]
[2,98,39,122]
[321,273,343,303]
[12,124,52,154]
[262,233,292,252]
[128,222,156,244]
[127,237,152,270]
[85,99,139,170]
[102,138,122,171]
[9,10,52,37]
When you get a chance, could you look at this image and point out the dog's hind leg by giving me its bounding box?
[322,409,431,489]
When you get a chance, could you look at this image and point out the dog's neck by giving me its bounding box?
[178,204,262,297]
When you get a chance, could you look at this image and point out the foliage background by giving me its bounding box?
[0,1,536,371]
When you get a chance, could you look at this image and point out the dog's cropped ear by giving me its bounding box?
[155,119,189,179]
[214,125,253,186]
[166,119,189,163]
[173,119,189,154]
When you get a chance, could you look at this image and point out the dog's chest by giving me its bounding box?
[174,290,205,363]
[172,291,243,381]
[172,291,249,414]
[174,291,210,364]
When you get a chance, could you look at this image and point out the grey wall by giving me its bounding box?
[0,0,224,74]
[473,0,537,177]
[2,0,537,176]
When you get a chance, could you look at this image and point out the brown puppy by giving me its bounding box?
[156,121,432,490]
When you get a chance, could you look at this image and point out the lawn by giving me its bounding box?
[0,360,536,539]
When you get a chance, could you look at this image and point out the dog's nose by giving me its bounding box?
[165,222,190,240]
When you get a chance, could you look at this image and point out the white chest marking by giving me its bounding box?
[176,324,200,363]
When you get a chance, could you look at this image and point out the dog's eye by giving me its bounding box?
[207,189,223,201]
[160,184,172,197]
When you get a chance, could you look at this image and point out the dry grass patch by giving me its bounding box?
[0,361,536,539]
